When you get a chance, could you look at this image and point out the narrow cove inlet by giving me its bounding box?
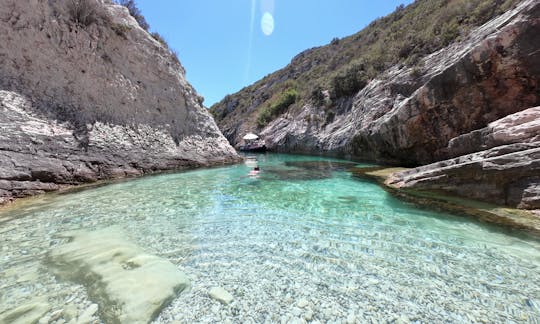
[0,154,539,323]
[1,0,539,322]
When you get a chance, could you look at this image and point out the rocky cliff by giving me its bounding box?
[388,107,540,209]
[213,0,538,166]
[0,0,239,204]
[211,0,539,209]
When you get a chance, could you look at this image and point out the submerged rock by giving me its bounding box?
[47,227,190,324]
[77,303,99,324]
[263,166,332,181]
[284,161,357,172]
[261,160,358,181]
[297,298,309,308]
[209,287,234,305]
[352,166,540,234]
[0,300,50,324]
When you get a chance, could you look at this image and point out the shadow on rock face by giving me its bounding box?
[262,160,357,181]
[262,167,331,181]
[284,161,357,172]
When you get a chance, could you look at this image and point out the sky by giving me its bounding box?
[136,1,413,107]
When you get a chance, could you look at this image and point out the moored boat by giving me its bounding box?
[239,142,267,152]
[239,133,267,152]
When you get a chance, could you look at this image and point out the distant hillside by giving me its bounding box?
[211,0,521,143]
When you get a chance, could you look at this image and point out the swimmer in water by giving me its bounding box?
[249,166,260,176]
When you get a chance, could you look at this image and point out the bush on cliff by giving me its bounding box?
[111,1,180,65]
[115,0,150,31]
[331,63,369,98]
[66,0,100,26]
[257,88,298,127]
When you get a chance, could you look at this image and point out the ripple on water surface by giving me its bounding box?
[0,154,539,323]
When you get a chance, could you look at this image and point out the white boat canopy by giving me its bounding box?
[243,133,259,140]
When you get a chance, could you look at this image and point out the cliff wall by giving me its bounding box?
[0,0,239,204]
[256,0,539,165]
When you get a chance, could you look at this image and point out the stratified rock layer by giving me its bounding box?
[388,108,540,209]
[447,106,540,157]
[0,0,239,204]
[48,227,190,324]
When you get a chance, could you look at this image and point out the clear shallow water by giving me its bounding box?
[1,153,539,323]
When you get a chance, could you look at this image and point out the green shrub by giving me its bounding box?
[410,65,423,79]
[332,64,369,98]
[150,32,180,64]
[67,0,99,26]
[111,23,132,38]
[256,107,273,127]
[440,21,460,46]
[310,85,326,106]
[257,88,298,127]
[151,32,167,46]
[115,0,150,31]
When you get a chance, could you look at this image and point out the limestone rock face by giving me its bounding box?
[447,106,540,157]
[388,108,540,209]
[0,0,239,204]
[235,0,539,166]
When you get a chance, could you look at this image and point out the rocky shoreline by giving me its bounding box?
[0,89,241,207]
[387,107,540,210]
[351,166,540,236]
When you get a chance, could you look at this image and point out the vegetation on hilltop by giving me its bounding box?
[115,0,150,31]
[110,0,180,63]
[65,0,101,26]
[257,87,298,127]
[210,0,520,131]
[65,0,168,49]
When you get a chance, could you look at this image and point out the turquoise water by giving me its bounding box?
[1,154,539,323]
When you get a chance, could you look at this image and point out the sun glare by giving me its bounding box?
[261,12,274,36]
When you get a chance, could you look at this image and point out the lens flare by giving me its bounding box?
[261,12,274,36]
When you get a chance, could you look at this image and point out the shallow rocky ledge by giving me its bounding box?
[47,227,190,324]
[352,167,540,236]
[387,107,540,210]
[0,300,51,324]
[351,108,540,223]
